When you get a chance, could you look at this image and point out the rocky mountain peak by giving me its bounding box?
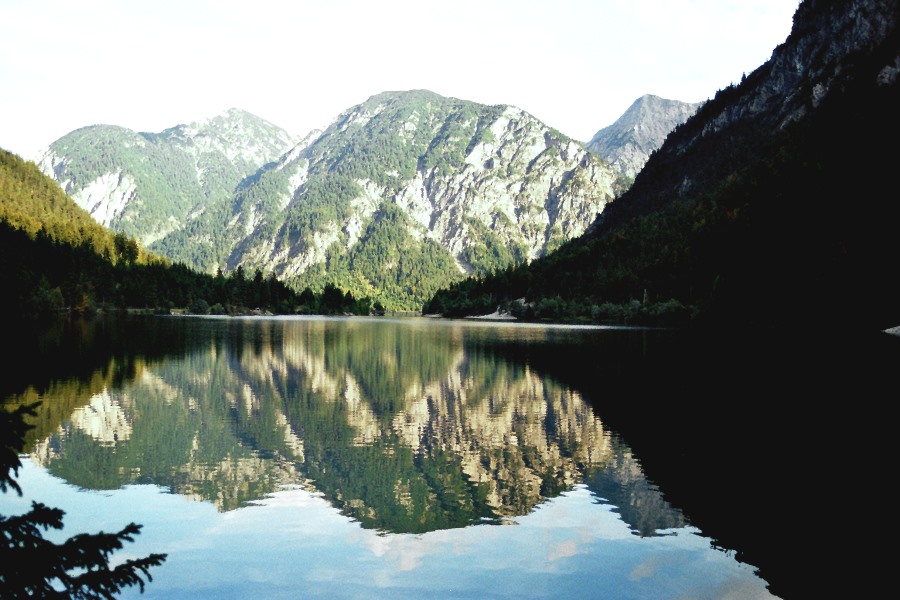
[33,89,635,311]
[151,108,300,165]
[586,94,702,180]
[36,109,299,244]
[201,89,629,309]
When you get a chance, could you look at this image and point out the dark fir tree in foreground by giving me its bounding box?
[1,403,167,598]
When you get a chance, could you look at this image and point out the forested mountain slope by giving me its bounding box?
[168,90,630,310]
[1,149,138,261]
[1,149,308,318]
[425,0,900,331]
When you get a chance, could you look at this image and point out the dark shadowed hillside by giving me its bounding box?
[425,0,900,332]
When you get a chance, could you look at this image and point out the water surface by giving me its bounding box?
[8,314,888,598]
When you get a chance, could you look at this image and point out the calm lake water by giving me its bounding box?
[3,314,897,599]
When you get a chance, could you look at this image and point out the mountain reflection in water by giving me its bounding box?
[7,314,888,599]
[8,316,683,537]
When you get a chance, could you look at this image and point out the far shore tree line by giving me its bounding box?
[0,219,385,320]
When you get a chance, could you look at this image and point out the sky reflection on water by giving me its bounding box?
[7,460,775,600]
[0,315,791,599]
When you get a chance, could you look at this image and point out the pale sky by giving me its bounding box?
[0,0,800,162]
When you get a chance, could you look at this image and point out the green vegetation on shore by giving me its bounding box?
[1,149,383,320]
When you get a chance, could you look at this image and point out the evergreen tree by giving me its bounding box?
[1,403,167,598]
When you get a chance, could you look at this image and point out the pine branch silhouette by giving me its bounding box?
[1,402,167,598]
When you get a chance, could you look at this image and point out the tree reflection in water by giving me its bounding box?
[8,314,874,598]
[5,316,685,538]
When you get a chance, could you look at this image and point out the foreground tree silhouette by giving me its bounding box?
[1,402,167,598]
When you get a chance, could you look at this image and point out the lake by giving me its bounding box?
[2,314,897,599]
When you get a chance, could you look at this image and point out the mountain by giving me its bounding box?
[0,148,308,318]
[36,109,300,245]
[37,92,628,311]
[589,0,898,236]
[157,90,629,310]
[585,94,702,181]
[583,0,900,330]
[427,0,900,331]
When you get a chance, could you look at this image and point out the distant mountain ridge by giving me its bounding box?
[31,88,705,310]
[37,90,638,310]
[36,109,299,245]
[585,94,702,180]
